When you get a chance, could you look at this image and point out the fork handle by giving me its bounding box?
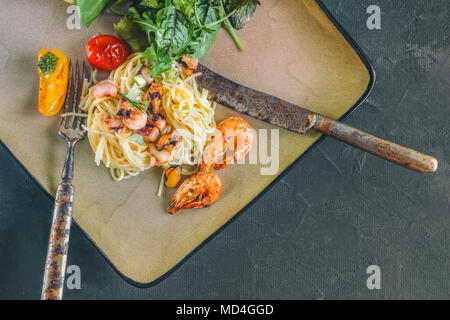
[41,142,76,300]
[41,183,74,300]
[313,115,438,174]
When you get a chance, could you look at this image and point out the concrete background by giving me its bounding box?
[0,0,448,299]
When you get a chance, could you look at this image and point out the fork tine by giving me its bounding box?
[66,61,79,128]
[58,59,88,141]
[60,60,73,130]
[74,61,84,114]
[88,64,93,86]
[72,61,85,129]
[67,61,79,129]
[81,63,92,129]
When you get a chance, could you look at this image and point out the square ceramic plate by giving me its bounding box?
[0,0,374,286]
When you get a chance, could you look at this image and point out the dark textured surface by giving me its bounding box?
[0,0,449,299]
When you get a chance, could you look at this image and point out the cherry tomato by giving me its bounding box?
[86,35,129,70]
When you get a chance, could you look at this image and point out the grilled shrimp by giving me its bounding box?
[146,82,162,113]
[156,132,183,152]
[181,55,198,76]
[103,115,125,134]
[91,83,118,98]
[148,113,166,130]
[117,100,147,130]
[149,144,172,164]
[201,117,253,170]
[149,156,160,168]
[136,123,160,143]
[199,129,226,171]
[168,170,222,214]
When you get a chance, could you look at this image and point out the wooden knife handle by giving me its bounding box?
[313,115,438,174]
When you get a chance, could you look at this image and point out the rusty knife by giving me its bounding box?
[197,64,438,174]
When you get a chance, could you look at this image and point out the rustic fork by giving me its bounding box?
[41,61,91,300]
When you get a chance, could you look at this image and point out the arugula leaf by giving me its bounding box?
[114,16,149,52]
[110,0,134,15]
[143,44,173,75]
[223,0,259,30]
[78,0,111,27]
[140,0,165,8]
[130,8,172,75]
[187,0,221,59]
[142,43,158,63]
[226,0,259,10]
[134,3,192,75]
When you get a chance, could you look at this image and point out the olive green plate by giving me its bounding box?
[0,0,373,285]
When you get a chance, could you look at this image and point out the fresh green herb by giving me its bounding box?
[222,18,242,51]
[110,0,131,15]
[78,0,260,74]
[38,52,59,74]
[114,16,149,52]
[156,4,192,57]
[223,0,259,30]
[141,0,165,8]
[119,93,149,113]
[78,0,111,28]
[187,0,221,59]
[172,0,195,16]
[129,3,194,75]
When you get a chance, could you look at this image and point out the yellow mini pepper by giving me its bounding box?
[37,49,69,116]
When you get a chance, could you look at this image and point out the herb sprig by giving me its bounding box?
[119,93,149,113]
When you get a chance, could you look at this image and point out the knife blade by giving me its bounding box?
[197,64,438,174]
[197,64,317,134]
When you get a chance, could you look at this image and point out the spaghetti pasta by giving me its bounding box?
[80,53,216,183]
